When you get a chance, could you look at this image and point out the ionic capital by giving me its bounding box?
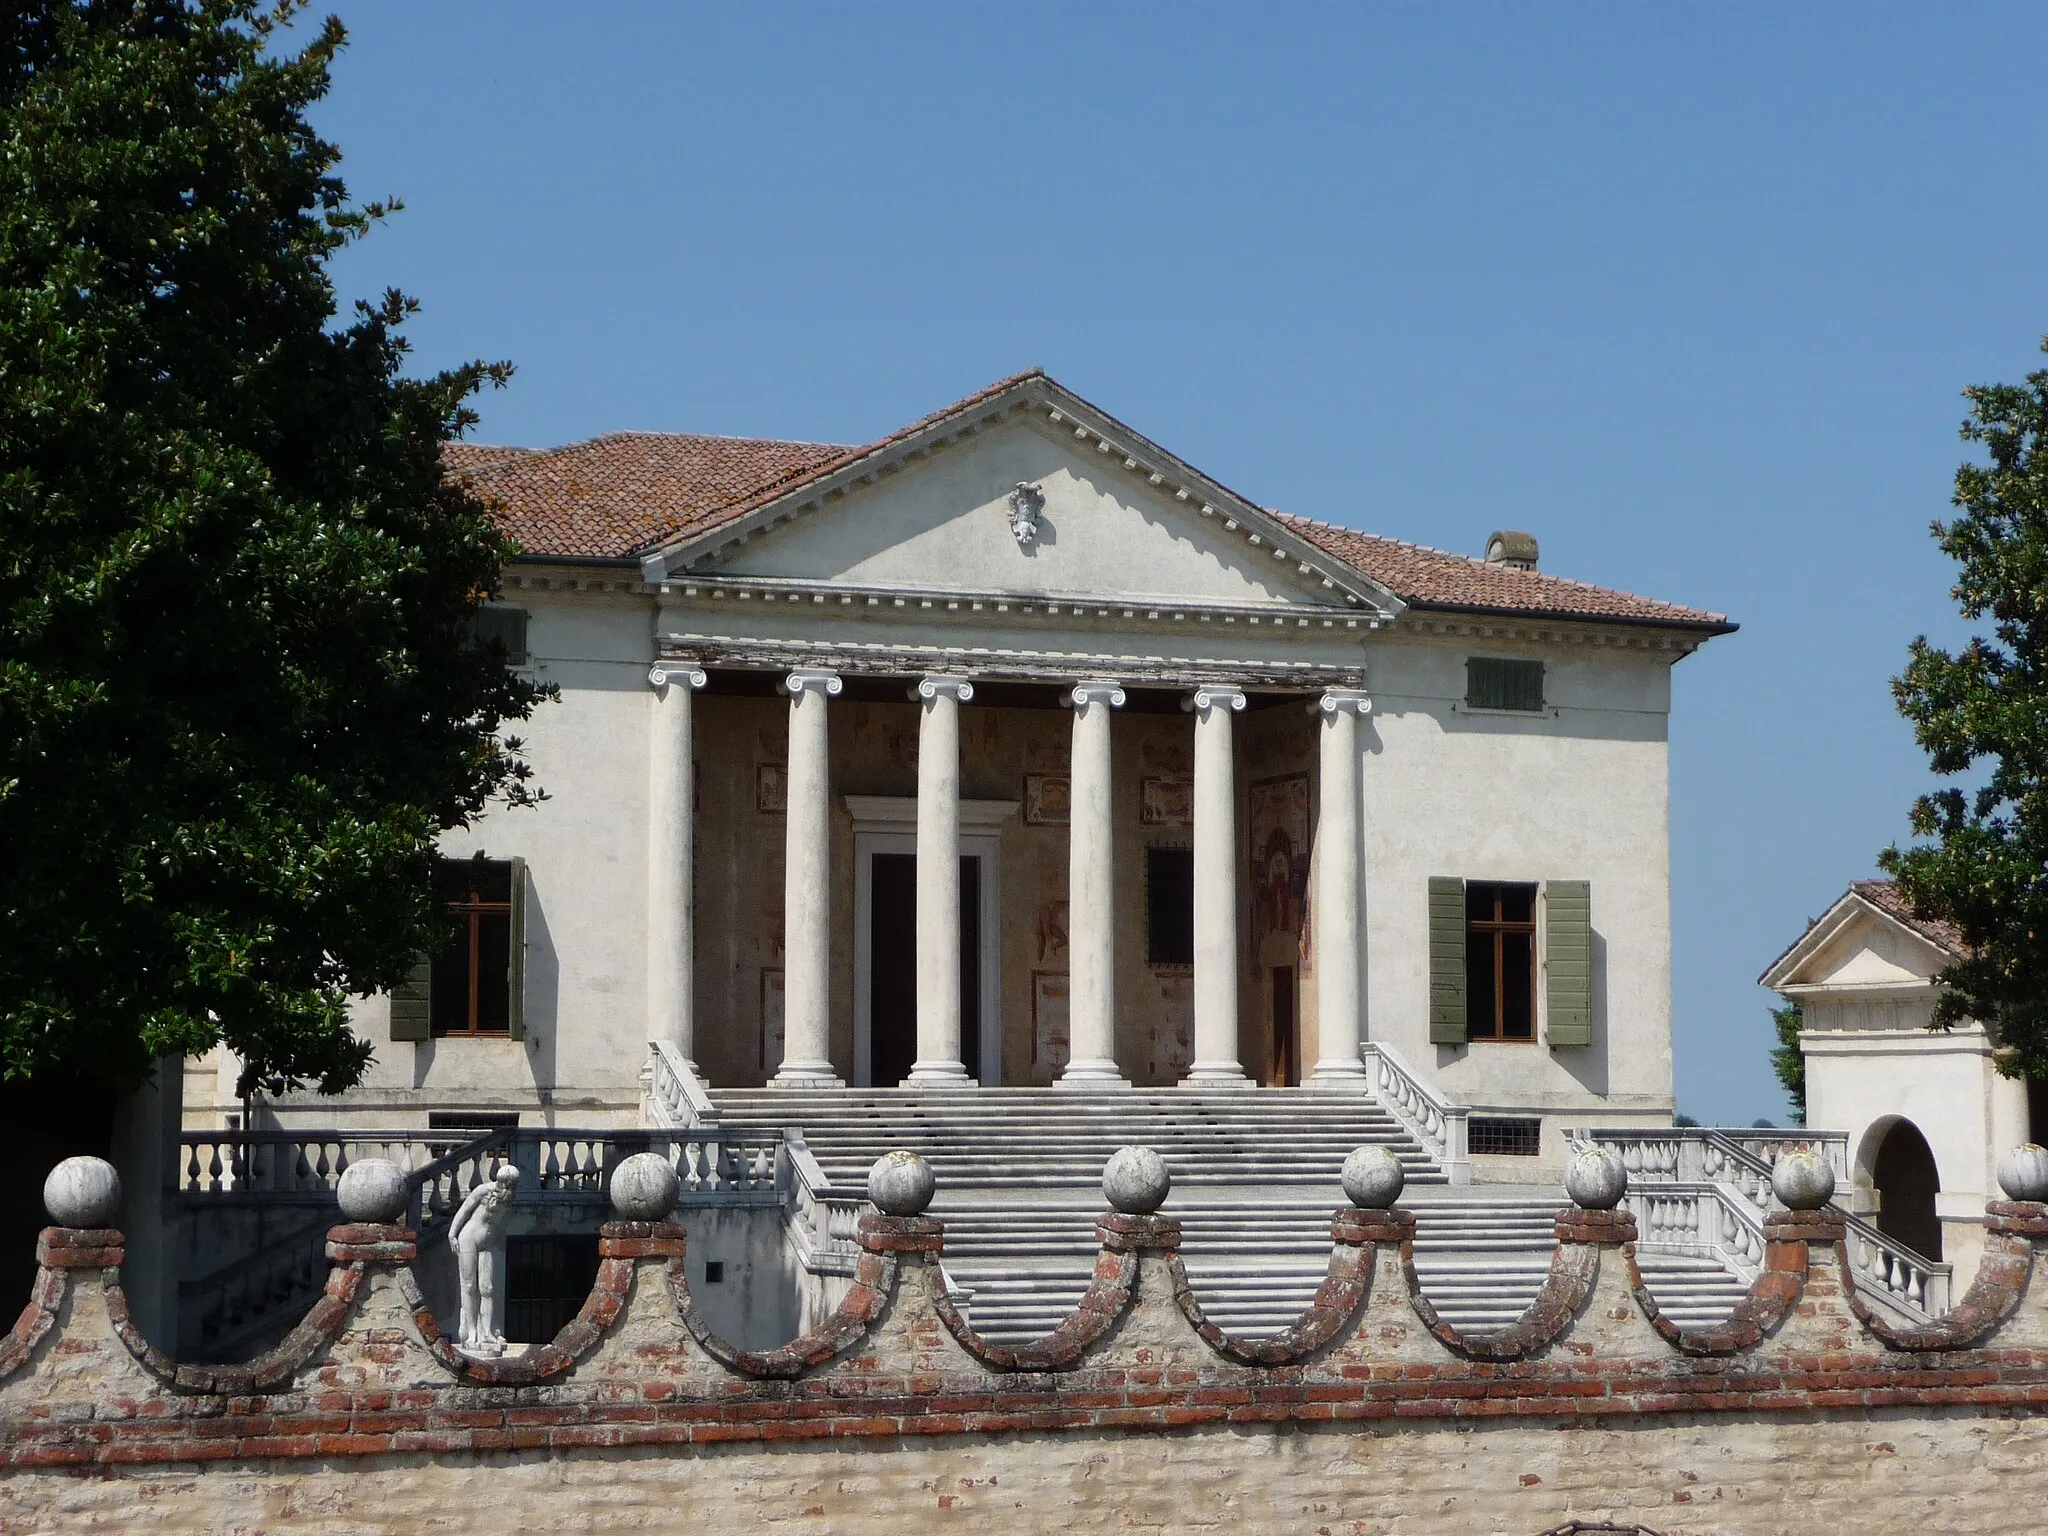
[1187,685,1247,715]
[1068,679,1127,710]
[913,675,975,704]
[647,662,708,692]
[784,669,844,699]
[1316,687,1373,718]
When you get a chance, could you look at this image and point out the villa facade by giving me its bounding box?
[187,371,1732,1172]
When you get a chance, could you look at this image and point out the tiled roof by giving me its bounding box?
[446,371,1731,631]
[1851,879,1968,958]
[1271,514,1730,631]
[449,433,853,559]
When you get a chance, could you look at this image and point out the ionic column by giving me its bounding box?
[1310,687,1373,1089]
[772,669,844,1088]
[646,662,708,1064]
[907,675,975,1087]
[1059,680,1131,1090]
[1183,685,1252,1090]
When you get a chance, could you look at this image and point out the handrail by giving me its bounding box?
[1360,1042,1470,1186]
[1582,1126,1949,1323]
[778,1132,868,1278]
[645,1040,720,1129]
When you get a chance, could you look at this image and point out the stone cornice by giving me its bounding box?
[655,631,1369,689]
[656,571,1380,633]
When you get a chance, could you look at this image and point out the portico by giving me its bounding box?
[647,660,1373,1093]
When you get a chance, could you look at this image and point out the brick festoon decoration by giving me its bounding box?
[3,1191,2048,1469]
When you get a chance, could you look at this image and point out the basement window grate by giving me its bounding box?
[1469,1116,1542,1156]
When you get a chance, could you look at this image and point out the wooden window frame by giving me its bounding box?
[433,859,516,1039]
[1466,881,1538,1043]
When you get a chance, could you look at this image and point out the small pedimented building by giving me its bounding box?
[1763,879,2048,1280]
[189,371,1733,1170]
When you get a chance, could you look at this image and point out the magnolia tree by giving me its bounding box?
[0,3,547,1094]
[1884,337,2048,1082]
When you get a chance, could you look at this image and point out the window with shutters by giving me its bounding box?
[1465,656,1544,713]
[1465,882,1538,1041]
[428,857,523,1037]
[470,605,530,667]
[1430,877,1593,1048]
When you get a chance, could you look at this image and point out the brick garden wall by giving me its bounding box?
[1,1203,2046,1533]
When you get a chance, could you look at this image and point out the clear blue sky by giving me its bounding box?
[307,4,2046,1125]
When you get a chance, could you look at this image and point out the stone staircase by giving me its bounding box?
[708,1088,1753,1340]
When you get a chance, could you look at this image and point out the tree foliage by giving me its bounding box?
[0,2,546,1094]
[1768,1002,1805,1126]
[1883,337,2048,1081]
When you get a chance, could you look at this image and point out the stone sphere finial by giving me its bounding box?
[336,1158,409,1224]
[43,1156,121,1229]
[867,1150,936,1217]
[1564,1146,1628,1211]
[1103,1146,1171,1215]
[1340,1145,1405,1209]
[610,1152,681,1221]
[1997,1143,2048,1203]
[1771,1150,1836,1211]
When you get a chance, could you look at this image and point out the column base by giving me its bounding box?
[904,1061,977,1089]
[769,1061,845,1089]
[1054,1059,1132,1090]
[1179,1062,1256,1091]
[1307,1058,1372,1091]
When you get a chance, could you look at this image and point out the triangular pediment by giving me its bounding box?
[1762,895,1954,992]
[643,377,1400,616]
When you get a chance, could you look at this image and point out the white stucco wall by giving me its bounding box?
[260,586,660,1130]
[1360,631,1675,1151]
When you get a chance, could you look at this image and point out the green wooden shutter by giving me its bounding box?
[389,955,432,1042]
[1545,880,1593,1047]
[471,605,529,666]
[1428,877,1468,1044]
[507,856,527,1041]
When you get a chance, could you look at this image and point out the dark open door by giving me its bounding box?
[869,853,982,1086]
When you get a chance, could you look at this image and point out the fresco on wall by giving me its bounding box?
[1036,899,1069,964]
[756,763,786,815]
[1032,972,1069,1077]
[1023,774,1069,825]
[1250,774,1310,943]
[1139,777,1192,826]
[759,968,784,1072]
[1154,975,1194,1078]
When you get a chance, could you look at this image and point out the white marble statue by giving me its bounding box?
[449,1165,520,1356]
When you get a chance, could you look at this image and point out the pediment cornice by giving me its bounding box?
[637,377,1407,620]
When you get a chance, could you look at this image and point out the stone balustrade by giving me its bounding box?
[4,1146,2048,1477]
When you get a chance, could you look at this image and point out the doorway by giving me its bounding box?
[849,796,1010,1087]
[866,853,982,1087]
[1870,1118,1942,1261]
[1267,965,1298,1087]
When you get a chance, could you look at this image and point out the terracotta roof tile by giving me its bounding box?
[446,370,1730,631]
[1851,879,1968,958]
[1270,513,1731,631]
[448,432,852,560]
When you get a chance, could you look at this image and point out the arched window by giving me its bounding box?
[1871,1119,1942,1261]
